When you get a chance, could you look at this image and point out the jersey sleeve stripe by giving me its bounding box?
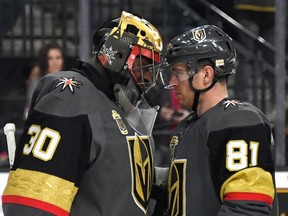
[2,195,69,216]
[224,192,273,206]
[220,167,274,203]
[3,169,78,212]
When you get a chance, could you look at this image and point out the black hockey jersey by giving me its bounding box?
[2,62,156,216]
[168,99,276,215]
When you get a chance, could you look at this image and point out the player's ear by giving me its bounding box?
[203,65,214,85]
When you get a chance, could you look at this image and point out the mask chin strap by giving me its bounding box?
[191,91,199,112]
[189,76,218,112]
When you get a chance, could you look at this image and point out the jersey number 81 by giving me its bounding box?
[226,140,259,171]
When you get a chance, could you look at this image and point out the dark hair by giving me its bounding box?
[37,41,64,76]
[197,58,214,71]
[197,58,228,83]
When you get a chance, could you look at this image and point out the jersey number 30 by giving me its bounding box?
[226,140,259,171]
[23,124,61,161]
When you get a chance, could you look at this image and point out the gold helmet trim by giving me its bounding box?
[110,11,163,53]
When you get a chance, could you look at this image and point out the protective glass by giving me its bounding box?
[159,60,197,89]
[114,83,158,136]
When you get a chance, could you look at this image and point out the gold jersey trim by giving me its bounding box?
[3,168,78,212]
[220,167,274,202]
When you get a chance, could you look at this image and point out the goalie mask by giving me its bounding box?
[93,11,163,99]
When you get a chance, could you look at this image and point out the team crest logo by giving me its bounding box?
[112,110,128,135]
[126,133,153,214]
[99,45,117,65]
[56,77,82,93]
[192,28,206,42]
[168,159,187,216]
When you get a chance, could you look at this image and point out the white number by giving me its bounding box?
[250,141,259,166]
[226,140,259,171]
[23,125,61,161]
[23,124,41,155]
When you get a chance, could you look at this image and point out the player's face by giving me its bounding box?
[131,57,152,84]
[169,62,195,109]
[47,48,64,74]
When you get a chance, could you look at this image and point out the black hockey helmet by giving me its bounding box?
[160,25,236,87]
[92,11,163,93]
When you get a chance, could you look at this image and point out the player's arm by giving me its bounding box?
[208,121,275,215]
[218,167,274,215]
[2,109,92,216]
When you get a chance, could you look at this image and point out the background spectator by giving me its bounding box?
[24,41,65,118]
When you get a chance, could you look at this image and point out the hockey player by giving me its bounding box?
[2,11,163,215]
[160,25,278,215]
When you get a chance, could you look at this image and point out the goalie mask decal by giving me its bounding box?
[99,45,117,65]
[126,133,153,213]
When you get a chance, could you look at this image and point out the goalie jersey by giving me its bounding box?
[2,62,156,216]
[168,99,277,215]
